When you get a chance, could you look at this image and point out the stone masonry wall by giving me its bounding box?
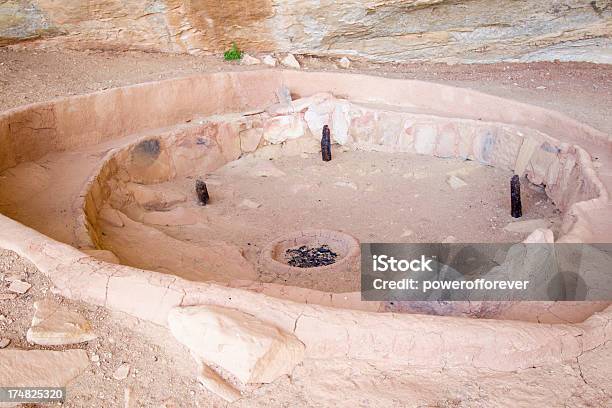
[1,0,610,63]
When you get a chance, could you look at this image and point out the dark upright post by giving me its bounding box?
[321,125,332,162]
[511,175,522,218]
[196,179,209,205]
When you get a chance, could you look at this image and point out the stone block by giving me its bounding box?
[168,305,305,384]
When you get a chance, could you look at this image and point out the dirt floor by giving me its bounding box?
[1,50,611,407]
[101,150,558,292]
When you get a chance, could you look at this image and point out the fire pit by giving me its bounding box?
[259,229,360,292]
[286,245,338,268]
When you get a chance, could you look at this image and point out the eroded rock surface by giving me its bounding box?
[1,1,610,63]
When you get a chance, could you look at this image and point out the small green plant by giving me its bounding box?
[223,43,243,61]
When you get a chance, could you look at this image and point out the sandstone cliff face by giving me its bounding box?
[1,0,611,63]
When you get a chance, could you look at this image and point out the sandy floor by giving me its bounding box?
[0,50,610,407]
[102,150,558,291]
[208,150,557,245]
[0,148,108,246]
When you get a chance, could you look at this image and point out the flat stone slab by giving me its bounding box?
[26,300,97,346]
[7,280,31,294]
[113,363,131,380]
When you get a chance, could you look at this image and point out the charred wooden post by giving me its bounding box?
[510,175,522,218]
[321,125,332,162]
[195,179,209,206]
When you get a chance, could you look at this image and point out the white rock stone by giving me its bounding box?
[240,199,262,209]
[275,86,292,104]
[331,101,351,145]
[292,93,332,113]
[414,125,437,155]
[265,102,294,116]
[267,93,332,117]
[262,54,277,67]
[339,57,351,69]
[263,115,304,144]
[8,280,31,294]
[26,300,97,346]
[524,228,555,243]
[281,53,301,69]
[197,363,242,402]
[447,175,467,189]
[0,338,10,349]
[167,305,305,384]
[504,219,550,234]
[304,108,329,139]
[514,137,541,177]
[113,363,131,380]
[241,54,261,65]
[0,349,89,387]
[304,98,336,137]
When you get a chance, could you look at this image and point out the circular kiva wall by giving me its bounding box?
[0,71,611,372]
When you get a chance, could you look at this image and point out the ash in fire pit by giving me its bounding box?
[285,245,338,268]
